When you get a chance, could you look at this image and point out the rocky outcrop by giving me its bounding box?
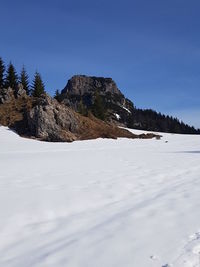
[26,94,144,142]
[0,87,14,104]
[27,94,80,142]
[14,83,27,98]
[0,84,27,104]
[0,93,160,142]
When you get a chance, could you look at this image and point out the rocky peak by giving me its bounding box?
[59,75,134,127]
[61,75,123,96]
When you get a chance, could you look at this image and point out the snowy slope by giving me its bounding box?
[0,126,200,267]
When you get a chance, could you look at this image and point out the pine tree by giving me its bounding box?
[91,91,106,120]
[78,98,87,116]
[20,66,29,94]
[54,89,60,101]
[5,62,18,89]
[0,57,5,89]
[31,72,45,97]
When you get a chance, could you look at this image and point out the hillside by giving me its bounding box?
[59,75,200,134]
[0,86,158,142]
[0,126,200,267]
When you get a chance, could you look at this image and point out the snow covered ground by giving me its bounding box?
[0,126,200,267]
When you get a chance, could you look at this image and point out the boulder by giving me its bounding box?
[27,94,79,142]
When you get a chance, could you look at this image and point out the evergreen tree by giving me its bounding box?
[31,72,45,97]
[0,57,5,89]
[20,66,29,94]
[78,98,87,116]
[91,91,106,120]
[131,108,200,134]
[5,62,18,88]
[54,89,60,101]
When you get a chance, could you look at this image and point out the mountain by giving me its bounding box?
[60,75,200,134]
[60,75,134,124]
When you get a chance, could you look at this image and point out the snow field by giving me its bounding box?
[0,126,200,267]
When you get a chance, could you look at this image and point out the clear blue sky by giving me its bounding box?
[1,0,200,127]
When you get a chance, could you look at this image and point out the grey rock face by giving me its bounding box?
[61,75,123,96]
[0,84,27,104]
[14,83,27,98]
[27,94,79,142]
[0,87,14,104]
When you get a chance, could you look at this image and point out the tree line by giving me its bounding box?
[130,108,200,134]
[0,57,45,97]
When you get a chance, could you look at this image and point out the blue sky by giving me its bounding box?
[1,0,200,127]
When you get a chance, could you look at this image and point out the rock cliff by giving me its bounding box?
[62,75,122,96]
[60,75,134,126]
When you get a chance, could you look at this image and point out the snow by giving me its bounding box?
[114,113,120,120]
[0,126,200,267]
[121,106,131,113]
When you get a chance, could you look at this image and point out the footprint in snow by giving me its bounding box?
[150,255,158,260]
